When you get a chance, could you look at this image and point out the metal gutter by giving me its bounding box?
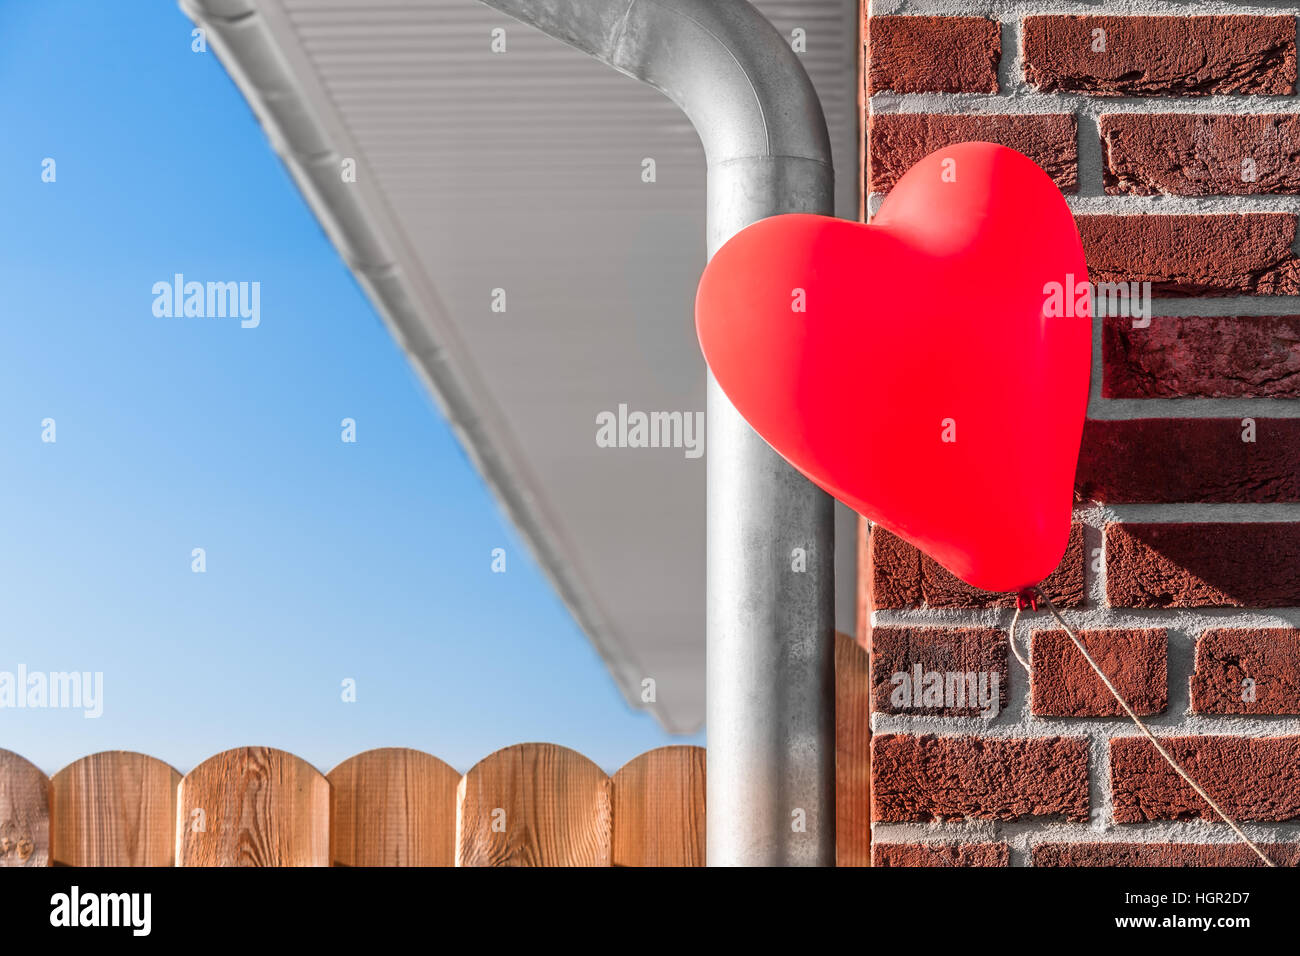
[476,0,837,866]
[182,1,842,865]
[180,0,654,726]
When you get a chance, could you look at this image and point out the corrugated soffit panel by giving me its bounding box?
[184,0,862,733]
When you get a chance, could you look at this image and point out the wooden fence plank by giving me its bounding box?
[327,747,459,866]
[835,631,872,866]
[176,747,331,866]
[0,750,50,867]
[611,745,704,866]
[51,751,180,866]
[456,743,610,866]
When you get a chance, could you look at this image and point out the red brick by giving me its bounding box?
[1077,214,1300,296]
[868,113,1077,195]
[867,523,1085,610]
[1076,419,1300,503]
[873,842,1009,867]
[872,734,1090,822]
[1105,523,1300,608]
[867,17,1000,94]
[1102,314,1300,399]
[1022,15,1296,96]
[1191,628,1300,715]
[1110,735,1300,822]
[1031,628,1167,717]
[1033,842,1300,867]
[1101,114,1300,196]
[870,627,1007,718]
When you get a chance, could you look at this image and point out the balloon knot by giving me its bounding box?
[1015,589,1039,611]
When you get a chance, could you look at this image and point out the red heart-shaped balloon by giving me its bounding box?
[696,142,1090,594]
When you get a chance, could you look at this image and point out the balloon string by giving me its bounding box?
[1007,603,1030,671]
[1008,587,1276,868]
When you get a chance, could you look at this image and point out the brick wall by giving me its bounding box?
[861,3,1300,866]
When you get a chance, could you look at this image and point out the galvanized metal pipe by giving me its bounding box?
[477,0,836,865]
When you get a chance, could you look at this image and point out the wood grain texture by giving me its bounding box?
[857,515,873,638]
[327,747,459,866]
[0,749,50,867]
[51,751,180,866]
[836,631,872,866]
[456,743,610,867]
[176,747,331,866]
[611,745,705,866]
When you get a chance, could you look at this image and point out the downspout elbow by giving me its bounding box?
[478,0,834,248]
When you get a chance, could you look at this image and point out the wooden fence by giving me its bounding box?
[0,635,869,867]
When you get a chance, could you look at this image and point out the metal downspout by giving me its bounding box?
[477,0,836,866]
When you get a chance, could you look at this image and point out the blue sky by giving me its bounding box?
[0,0,701,775]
